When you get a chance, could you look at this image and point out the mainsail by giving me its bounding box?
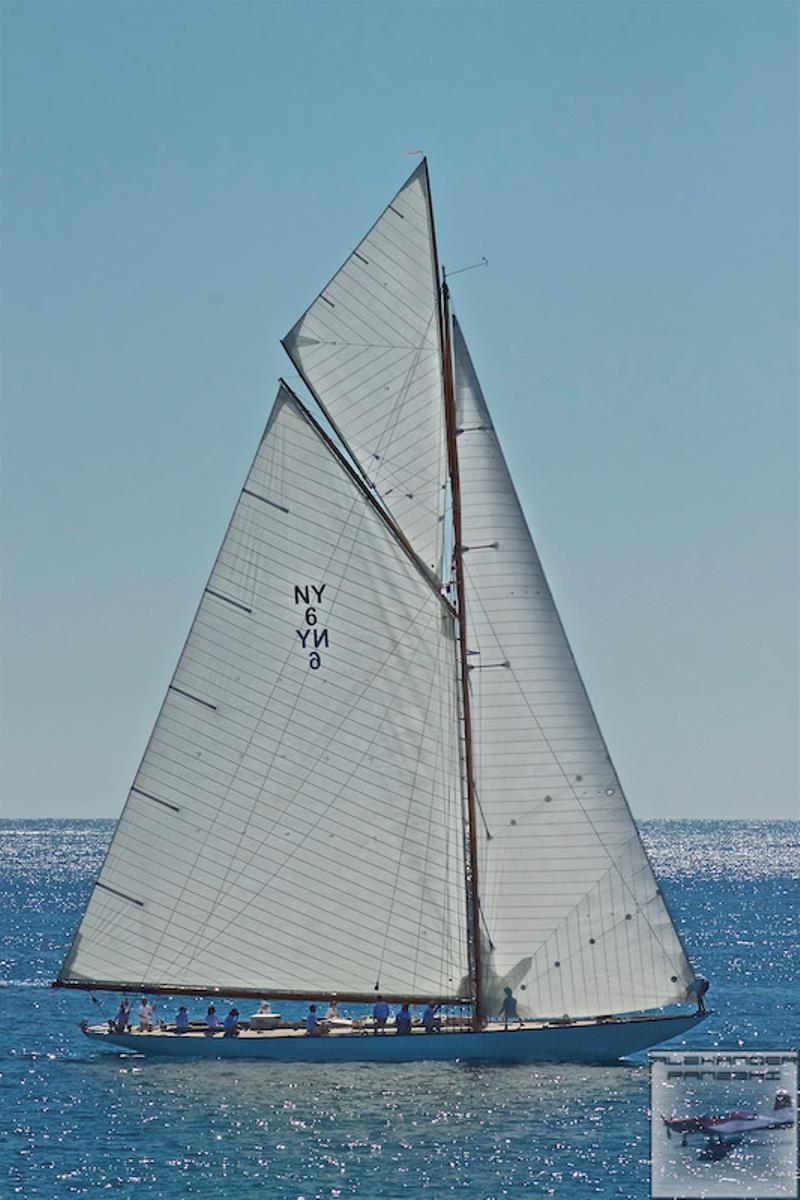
[59,386,467,1000]
[452,318,695,1018]
[283,162,447,576]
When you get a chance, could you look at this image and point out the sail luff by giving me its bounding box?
[437,274,484,1028]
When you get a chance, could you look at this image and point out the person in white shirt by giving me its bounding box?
[325,1000,339,1022]
[205,1004,220,1035]
[138,997,153,1032]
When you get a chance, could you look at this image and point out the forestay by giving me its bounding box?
[283,162,447,576]
[452,318,695,1020]
[59,386,467,1000]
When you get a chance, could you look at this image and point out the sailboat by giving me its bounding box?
[56,161,708,1063]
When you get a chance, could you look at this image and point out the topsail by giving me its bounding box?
[283,163,447,576]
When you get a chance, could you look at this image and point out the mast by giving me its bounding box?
[424,163,484,1029]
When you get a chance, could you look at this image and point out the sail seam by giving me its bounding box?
[162,430,387,976]
[188,595,440,917]
[375,608,446,991]
[280,381,450,610]
[281,161,427,338]
[468,565,685,972]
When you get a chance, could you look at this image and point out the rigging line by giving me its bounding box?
[182,595,448,967]
[147,706,458,829]
[325,344,436,427]
[332,332,444,516]
[280,166,428,392]
[83,886,426,990]
[327,264,429,343]
[290,234,427,353]
[138,400,313,981]
[481,466,696,976]
[520,874,685,1014]
[443,257,488,279]
[503,658,688,972]
[409,636,442,993]
[371,309,435,467]
[111,830,452,978]
[215,597,439,899]
[160,426,383,981]
[379,614,449,991]
[528,877,669,976]
[458,543,677,965]
[327,263,431,340]
[161,451,402,984]
[282,383,452,614]
[473,781,493,841]
[140,390,369,980]
[435,277,482,1026]
[460,559,503,919]
[478,902,495,951]
[445,661,467,992]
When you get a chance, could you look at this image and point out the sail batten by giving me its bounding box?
[59,385,466,999]
[452,317,694,1020]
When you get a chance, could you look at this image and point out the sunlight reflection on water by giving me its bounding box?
[1,819,797,1198]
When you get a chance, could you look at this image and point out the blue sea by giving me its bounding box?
[1,820,797,1199]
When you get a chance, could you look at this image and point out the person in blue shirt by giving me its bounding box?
[395,1003,412,1035]
[305,1004,330,1036]
[500,987,519,1030]
[175,1006,189,1034]
[205,1005,220,1035]
[421,1003,441,1034]
[112,999,130,1033]
[688,975,710,1014]
[222,1008,240,1037]
[372,996,390,1034]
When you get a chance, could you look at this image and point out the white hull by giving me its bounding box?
[83,1012,707,1064]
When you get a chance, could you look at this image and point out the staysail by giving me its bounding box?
[452,318,695,1019]
[283,162,447,576]
[59,385,467,1001]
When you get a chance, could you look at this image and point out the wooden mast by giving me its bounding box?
[423,160,484,1029]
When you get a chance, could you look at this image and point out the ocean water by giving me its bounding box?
[1,819,797,1199]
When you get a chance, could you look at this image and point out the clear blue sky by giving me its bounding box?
[1,1,797,819]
